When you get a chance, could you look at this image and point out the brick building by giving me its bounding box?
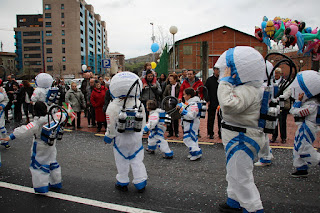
[170,26,267,78]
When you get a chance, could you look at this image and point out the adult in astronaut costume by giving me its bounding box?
[104,72,148,192]
[0,101,67,193]
[289,70,320,177]
[216,46,265,213]
[31,73,54,103]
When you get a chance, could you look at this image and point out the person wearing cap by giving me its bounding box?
[205,67,221,139]
[217,46,265,213]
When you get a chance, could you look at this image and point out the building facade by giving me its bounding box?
[14,0,108,78]
[0,52,17,80]
[170,25,267,72]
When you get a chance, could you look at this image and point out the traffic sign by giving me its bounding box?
[102,59,111,68]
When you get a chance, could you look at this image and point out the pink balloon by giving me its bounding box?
[312,27,318,34]
[289,25,298,35]
[274,24,280,30]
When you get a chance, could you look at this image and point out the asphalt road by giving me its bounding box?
[1,130,320,213]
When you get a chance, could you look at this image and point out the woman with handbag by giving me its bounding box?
[66,82,85,130]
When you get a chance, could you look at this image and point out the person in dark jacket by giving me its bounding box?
[20,80,34,123]
[80,72,91,117]
[12,82,23,123]
[86,78,96,128]
[57,78,70,106]
[4,75,17,122]
[162,73,181,137]
[205,67,221,139]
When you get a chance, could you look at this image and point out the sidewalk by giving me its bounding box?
[74,112,320,148]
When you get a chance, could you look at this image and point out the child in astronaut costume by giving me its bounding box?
[216,46,265,213]
[1,102,67,193]
[0,86,9,151]
[289,70,320,178]
[144,100,173,159]
[31,73,54,103]
[177,88,202,161]
[104,72,148,192]
[254,61,275,167]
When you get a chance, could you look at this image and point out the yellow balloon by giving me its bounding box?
[151,62,157,69]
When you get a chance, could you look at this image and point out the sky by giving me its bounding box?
[1,0,320,59]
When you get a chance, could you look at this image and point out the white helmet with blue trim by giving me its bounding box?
[110,72,142,99]
[215,46,266,85]
[35,73,54,88]
[290,70,320,102]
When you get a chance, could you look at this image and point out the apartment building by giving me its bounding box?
[14,0,108,78]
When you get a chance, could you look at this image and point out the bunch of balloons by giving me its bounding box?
[255,16,320,60]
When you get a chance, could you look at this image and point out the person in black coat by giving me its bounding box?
[12,82,23,123]
[20,80,34,123]
[205,67,221,139]
[57,78,70,106]
[4,75,17,122]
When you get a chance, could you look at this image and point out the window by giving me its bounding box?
[47,57,53,62]
[80,3,83,9]
[23,39,40,44]
[61,21,65,27]
[81,47,84,52]
[80,30,83,35]
[62,48,65,53]
[46,31,52,36]
[23,31,40,36]
[80,12,83,17]
[80,21,83,26]
[61,4,64,9]
[45,13,51,18]
[98,48,101,52]
[89,13,93,19]
[62,39,65,44]
[24,46,41,51]
[62,30,65,36]
[63,65,66,71]
[24,54,41,58]
[97,42,101,46]
[89,21,93,27]
[61,13,64,18]
[46,39,52,45]
[45,4,51,10]
[89,29,93,34]
[81,38,83,43]
[25,61,41,65]
[89,36,93,41]
[47,65,53,71]
[46,48,52,53]
[62,56,66,62]
[45,22,52,27]
[19,18,26,23]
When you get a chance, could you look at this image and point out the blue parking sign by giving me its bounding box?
[102,59,111,68]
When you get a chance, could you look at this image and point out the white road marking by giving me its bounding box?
[0,181,160,213]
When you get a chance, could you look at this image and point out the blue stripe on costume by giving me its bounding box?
[293,101,302,108]
[30,142,50,173]
[260,158,271,163]
[49,183,62,189]
[114,140,144,160]
[226,48,242,85]
[297,165,308,171]
[227,198,241,209]
[134,180,147,190]
[9,133,16,140]
[297,74,313,99]
[50,162,60,170]
[34,185,49,193]
[117,181,129,186]
[148,145,157,150]
[189,149,202,156]
[226,132,260,165]
[165,151,174,157]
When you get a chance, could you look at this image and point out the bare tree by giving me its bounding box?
[155,26,171,53]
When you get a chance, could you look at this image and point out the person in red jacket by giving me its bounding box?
[90,80,107,132]
[178,70,203,102]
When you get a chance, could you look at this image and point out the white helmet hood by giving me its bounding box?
[290,70,320,102]
[216,46,266,85]
[35,73,54,88]
[110,72,142,99]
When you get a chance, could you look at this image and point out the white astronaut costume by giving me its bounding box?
[8,111,66,193]
[0,90,9,167]
[180,96,202,159]
[0,90,9,147]
[104,72,148,191]
[31,73,54,103]
[143,109,173,157]
[216,46,265,213]
[255,61,275,166]
[289,71,320,173]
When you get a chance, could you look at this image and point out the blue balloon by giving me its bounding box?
[305,27,312,33]
[261,21,267,30]
[296,31,304,54]
[151,43,159,53]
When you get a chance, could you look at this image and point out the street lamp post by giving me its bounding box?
[169,26,178,73]
[150,23,155,62]
[299,60,304,71]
